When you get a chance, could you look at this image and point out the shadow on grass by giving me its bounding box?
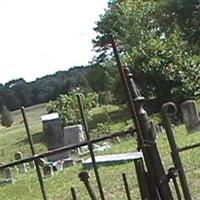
[89,105,131,129]
[15,131,46,145]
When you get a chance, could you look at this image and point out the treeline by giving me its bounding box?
[1,0,200,111]
[0,65,115,111]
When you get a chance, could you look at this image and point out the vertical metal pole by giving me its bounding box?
[79,171,97,200]
[71,187,77,200]
[21,106,48,200]
[122,173,132,200]
[77,95,105,200]
[110,35,173,200]
[168,168,182,200]
[124,68,173,200]
[161,103,192,200]
[134,158,152,200]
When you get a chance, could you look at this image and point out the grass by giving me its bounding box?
[1,102,200,199]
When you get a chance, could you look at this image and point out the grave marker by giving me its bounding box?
[15,152,28,173]
[41,113,69,161]
[181,100,200,133]
[0,167,15,186]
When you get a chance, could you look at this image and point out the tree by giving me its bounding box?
[1,105,13,127]
[93,0,200,104]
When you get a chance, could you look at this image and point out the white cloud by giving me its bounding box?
[0,0,107,84]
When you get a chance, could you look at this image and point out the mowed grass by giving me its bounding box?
[1,103,200,199]
[0,104,48,163]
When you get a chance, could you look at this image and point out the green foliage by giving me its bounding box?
[1,105,13,127]
[93,0,200,103]
[96,122,111,137]
[129,31,200,100]
[47,92,98,126]
[98,91,113,104]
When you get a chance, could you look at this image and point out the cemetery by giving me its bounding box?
[0,1,200,199]
[0,45,200,199]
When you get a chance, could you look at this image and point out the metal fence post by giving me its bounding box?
[77,94,105,200]
[21,106,48,200]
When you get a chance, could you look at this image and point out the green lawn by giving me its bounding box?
[1,103,200,199]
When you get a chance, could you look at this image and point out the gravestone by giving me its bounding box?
[43,165,54,178]
[181,100,200,133]
[14,152,28,173]
[62,158,74,168]
[41,113,69,161]
[29,161,35,169]
[63,124,85,150]
[63,124,84,145]
[0,167,15,186]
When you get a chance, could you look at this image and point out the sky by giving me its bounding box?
[0,0,108,84]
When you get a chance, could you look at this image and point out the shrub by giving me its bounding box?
[47,92,98,126]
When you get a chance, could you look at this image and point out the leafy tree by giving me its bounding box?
[93,0,200,104]
[1,105,13,127]
[128,31,200,103]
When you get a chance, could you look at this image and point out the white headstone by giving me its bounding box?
[14,152,28,173]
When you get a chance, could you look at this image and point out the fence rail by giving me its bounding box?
[0,129,134,170]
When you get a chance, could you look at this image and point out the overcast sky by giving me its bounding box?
[0,0,108,84]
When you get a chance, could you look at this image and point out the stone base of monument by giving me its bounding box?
[0,167,15,186]
[0,178,15,186]
[82,152,143,168]
[62,158,74,168]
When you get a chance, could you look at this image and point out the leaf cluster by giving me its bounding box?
[93,0,200,102]
[47,92,98,126]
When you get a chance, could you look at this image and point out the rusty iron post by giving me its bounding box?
[79,171,97,200]
[21,106,48,200]
[110,35,174,200]
[168,168,182,200]
[77,94,105,200]
[71,187,77,200]
[122,173,132,200]
[161,102,192,200]
[124,66,173,200]
[134,158,152,200]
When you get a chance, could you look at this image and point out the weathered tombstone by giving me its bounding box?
[14,152,28,173]
[0,167,15,186]
[63,124,85,153]
[63,124,84,144]
[42,165,54,178]
[181,100,200,133]
[4,167,14,181]
[52,160,64,171]
[29,161,35,169]
[41,113,69,161]
[62,158,74,168]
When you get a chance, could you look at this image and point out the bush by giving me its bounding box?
[1,105,13,127]
[47,92,98,126]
